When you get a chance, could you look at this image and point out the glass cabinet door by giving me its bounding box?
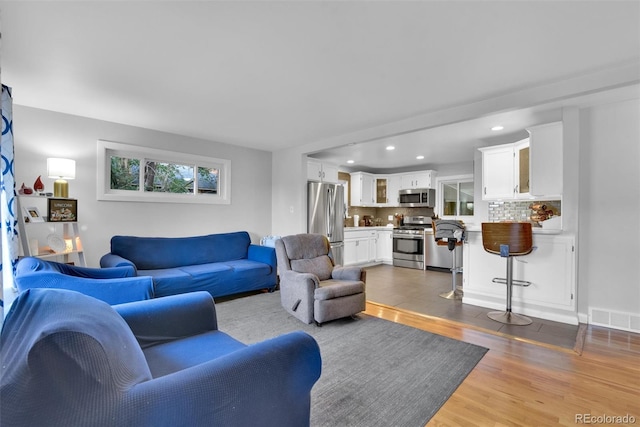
[517,145,530,195]
[375,178,388,204]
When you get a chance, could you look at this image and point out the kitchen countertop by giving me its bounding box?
[345,225,395,231]
[463,224,562,235]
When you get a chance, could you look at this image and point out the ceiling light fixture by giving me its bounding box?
[347,160,355,164]
[416,155,424,160]
[491,125,504,131]
[386,146,395,151]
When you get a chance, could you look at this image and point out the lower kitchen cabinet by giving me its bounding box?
[376,229,393,264]
[462,231,577,324]
[344,228,392,266]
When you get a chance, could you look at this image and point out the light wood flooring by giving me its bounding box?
[363,266,640,426]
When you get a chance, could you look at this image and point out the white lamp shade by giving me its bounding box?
[47,158,76,179]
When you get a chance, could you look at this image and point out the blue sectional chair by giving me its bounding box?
[15,256,154,305]
[100,231,278,298]
[0,288,322,427]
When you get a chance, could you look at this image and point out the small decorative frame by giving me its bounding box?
[23,206,45,223]
[47,198,78,222]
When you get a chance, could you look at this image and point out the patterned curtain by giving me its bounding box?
[1,84,17,317]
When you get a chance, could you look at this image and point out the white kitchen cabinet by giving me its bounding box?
[376,229,393,264]
[344,234,370,265]
[343,239,359,266]
[479,138,531,200]
[527,122,563,197]
[514,139,531,199]
[479,144,515,200]
[462,231,577,324]
[344,228,381,266]
[375,176,388,205]
[350,172,375,206]
[400,170,436,189]
[480,122,563,201]
[386,175,402,206]
[307,160,339,183]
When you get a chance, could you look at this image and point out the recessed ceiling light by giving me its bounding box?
[386,146,395,151]
[416,155,424,160]
[347,159,354,164]
[491,125,504,131]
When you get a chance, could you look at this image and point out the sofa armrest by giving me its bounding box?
[14,273,154,305]
[247,244,277,269]
[114,291,218,348]
[100,253,137,273]
[127,331,321,427]
[17,256,136,278]
[332,265,366,282]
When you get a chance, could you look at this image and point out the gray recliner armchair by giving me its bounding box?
[275,233,366,325]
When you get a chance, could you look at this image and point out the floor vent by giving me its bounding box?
[589,308,640,333]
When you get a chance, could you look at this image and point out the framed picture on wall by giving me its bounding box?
[23,206,45,223]
[47,198,78,222]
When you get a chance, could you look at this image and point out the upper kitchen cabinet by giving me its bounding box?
[479,121,563,200]
[307,160,339,183]
[479,143,516,200]
[527,122,563,198]
[350,172,375,206]
[386,175,402,206]
[514,138,531,199]
[400,170,436,189]
[375,176,389,204]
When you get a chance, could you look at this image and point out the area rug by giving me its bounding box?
[215,292,488,427]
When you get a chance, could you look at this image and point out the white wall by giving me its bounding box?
[578,98,640,317]
[12,106,273,267]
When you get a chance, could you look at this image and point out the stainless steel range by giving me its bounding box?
[392,216,432,270]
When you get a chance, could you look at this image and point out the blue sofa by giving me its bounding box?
[15,256,154,305]
[1,288,322,427]
[100,231,278,298]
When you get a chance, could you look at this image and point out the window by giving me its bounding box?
[98,140,230,204]
[439,175,474,218]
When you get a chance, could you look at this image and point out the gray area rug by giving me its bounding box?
[215,292,488,427]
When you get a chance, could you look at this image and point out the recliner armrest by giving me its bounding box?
[280,270,320,289]
[332,265,365,282]
[115,291,218,348]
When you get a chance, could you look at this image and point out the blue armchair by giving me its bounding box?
[15,257,154,304]
[0,288,322,427]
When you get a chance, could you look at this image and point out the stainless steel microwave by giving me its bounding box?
[398,188,435,208]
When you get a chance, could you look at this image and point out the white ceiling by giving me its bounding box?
[1,1,639,170]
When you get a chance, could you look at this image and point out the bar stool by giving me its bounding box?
[433,219,466,300]
[481,222,533,325]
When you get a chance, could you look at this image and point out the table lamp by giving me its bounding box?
[47,158,76,198]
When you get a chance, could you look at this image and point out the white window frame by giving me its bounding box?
[97,140,231,204]
[436,174,475,220]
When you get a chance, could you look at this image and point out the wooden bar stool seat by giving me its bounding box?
[481,222,534,326]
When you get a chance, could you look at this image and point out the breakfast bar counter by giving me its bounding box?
[462,229,578,325]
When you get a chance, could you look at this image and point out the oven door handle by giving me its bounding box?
[393,234,424,240]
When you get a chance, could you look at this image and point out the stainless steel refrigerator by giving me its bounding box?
[308,181,345,265]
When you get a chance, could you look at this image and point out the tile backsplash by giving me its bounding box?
[488,200,561,225]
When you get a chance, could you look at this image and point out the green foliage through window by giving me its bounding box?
[99,140,229,204]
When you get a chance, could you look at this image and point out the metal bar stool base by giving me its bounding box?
[487,311,532,326]
[439,289,463,300]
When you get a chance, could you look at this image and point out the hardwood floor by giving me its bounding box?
[365,295,640,426]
